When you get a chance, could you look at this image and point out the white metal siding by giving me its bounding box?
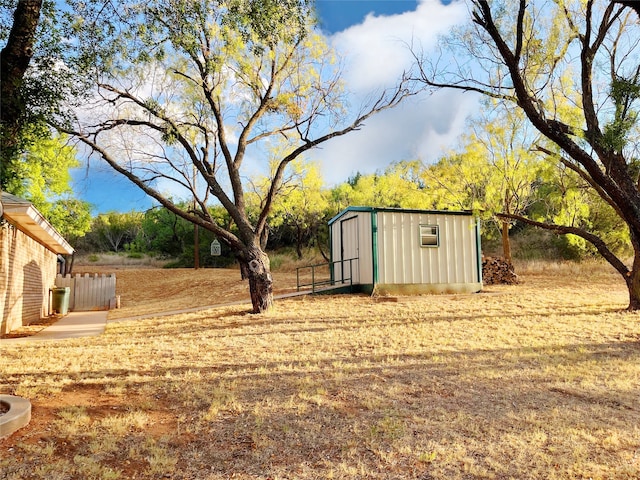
[357,213,373,284]
[376,212,478,285]
[330,211,373,285]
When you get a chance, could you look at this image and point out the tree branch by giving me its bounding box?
[534,144,622,217]
[62,125,245,251]
[255,79,418,234]
[497,212,629,277]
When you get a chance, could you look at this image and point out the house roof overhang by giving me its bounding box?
[1,193,74,255]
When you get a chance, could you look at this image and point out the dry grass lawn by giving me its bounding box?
[1,261,640,479]
[100,267,303,319]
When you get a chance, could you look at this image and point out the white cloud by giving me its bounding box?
[308,0,477,186]
[308,89,478,184]
[331,0,468,91]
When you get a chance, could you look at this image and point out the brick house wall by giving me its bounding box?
[0,222,58,335]
[1,193,74,335]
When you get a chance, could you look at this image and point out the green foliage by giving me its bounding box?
[256,159,330,257]
[129,207,191,256]
[47,198,92,240]
[224,0,311,46]
[267,253,285,270]
[603,74,640,154]
[528,154,632,259]
[423,108,542,218]
[88,211,143,253]
[4,132,76,199]
[2,132,92,238]
[63,0,313,80]
[329,161,429,213]
[97,204,239,267]
[419,1,640,308]
[60,0,348,285]
[76,149,634,265]
[505,227,584,261]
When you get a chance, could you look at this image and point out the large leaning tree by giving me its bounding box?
[1,0,75,183]
[0,0,41,175]
[1,0,42,216]
[1,0,85,244]
[414,0,640,310]
[57,0,415,312]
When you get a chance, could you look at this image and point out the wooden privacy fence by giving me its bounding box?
[55,273,117,311]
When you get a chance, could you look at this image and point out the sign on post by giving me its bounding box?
[210,239,221,256]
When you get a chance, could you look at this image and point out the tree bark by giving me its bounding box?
[625,264,640,310]
[614,1,640,17]
[243,245,273,313]
[0,0,42,145]
[0,0,42,207]
[501,221,512,263]
[66,253,75,276]
[236,253,250,280]
[295,225,303,259]
[465,3,640,310]
[625,234,640,311]
[55,0,417,314]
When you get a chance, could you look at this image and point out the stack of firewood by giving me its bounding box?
[482,256,519,285]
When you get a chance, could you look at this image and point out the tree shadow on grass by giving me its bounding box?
[7,340,640,478]
[100,296,631,342]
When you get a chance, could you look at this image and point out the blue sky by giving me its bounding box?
[72,0,471,214]
[315,1,419,33]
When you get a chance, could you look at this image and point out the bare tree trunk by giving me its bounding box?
[502,190,513,263]
[296,225,303,259]
[194,223,199,269]
[501,221,512,263]
[0,0,42,122]
[625,237,640,311]
[0,0,42,174]
[243,245,273,313]
[626,267,640,311]
[318,245,329,262]
[316,227,330,262]
[236,253,250,280]
[65,253,75,275]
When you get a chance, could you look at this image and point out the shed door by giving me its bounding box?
[340,216,359,283]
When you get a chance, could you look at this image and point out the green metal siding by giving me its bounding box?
[371,211,378,284]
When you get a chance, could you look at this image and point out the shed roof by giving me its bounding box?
[1,193,74,255]
[328,206,473,226]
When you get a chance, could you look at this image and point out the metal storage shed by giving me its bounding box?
[328,206,482,295]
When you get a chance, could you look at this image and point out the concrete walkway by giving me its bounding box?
[1,311,108,344]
